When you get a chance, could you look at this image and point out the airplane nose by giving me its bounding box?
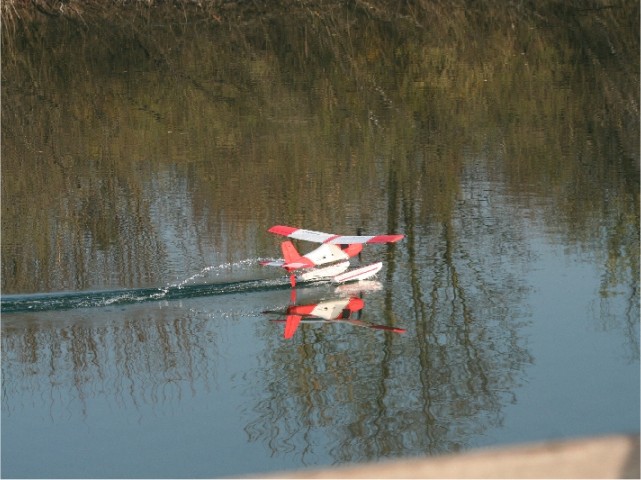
[349,297,365,311]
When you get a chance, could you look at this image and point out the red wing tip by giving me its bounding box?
[370,234,405,243]
[268,225,299,236]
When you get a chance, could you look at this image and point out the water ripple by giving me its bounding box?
[1,277,291,314]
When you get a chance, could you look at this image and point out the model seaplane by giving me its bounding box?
[265,294,407,339]
[261,225,404,286]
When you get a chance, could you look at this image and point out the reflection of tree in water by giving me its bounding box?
[1,307,218,419]
[399,157,533,448]
[242,161,532,464]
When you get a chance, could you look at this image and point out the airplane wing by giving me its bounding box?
[339,318,407,333]
[271,317,406,334]
[268,225,404,244]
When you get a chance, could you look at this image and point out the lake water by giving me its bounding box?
[1,3,639,478]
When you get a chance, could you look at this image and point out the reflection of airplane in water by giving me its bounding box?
[264,282,406,339]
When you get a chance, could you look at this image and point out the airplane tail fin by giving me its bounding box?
[281,241,303,265]
[284,315,302,339]
[280,241,313,286]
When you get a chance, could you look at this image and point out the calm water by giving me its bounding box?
[2,4,639,478]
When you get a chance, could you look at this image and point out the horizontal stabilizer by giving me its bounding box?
[283,261,312,270]
[260,260,285,267]
[260,258,317,269]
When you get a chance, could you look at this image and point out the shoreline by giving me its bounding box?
[261,434,640,479]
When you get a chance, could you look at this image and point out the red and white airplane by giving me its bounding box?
[267,295,407,339]
[261,225,404,286]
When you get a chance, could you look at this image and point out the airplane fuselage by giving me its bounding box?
[288,297,364,320]
[302,243,362,266]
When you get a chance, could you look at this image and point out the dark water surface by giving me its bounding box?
[2,3,639,478]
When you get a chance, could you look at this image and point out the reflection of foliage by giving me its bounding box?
[596,197,640,359]
[2,0,637,294]
[1,0,636,380]
[1,307,217,418]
